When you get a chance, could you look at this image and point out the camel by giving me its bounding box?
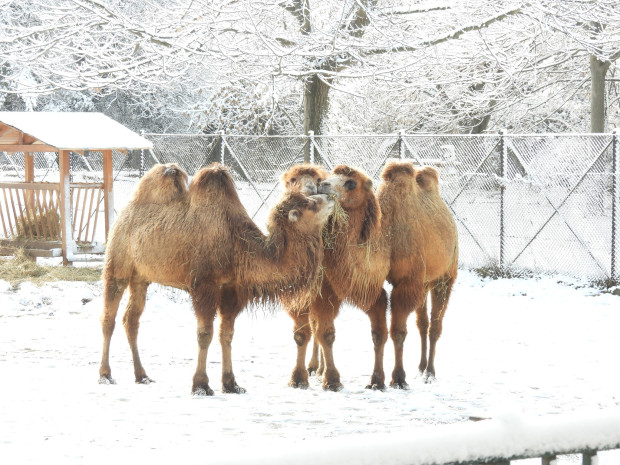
[278,164,331,388]
[377,161,458,387]
[98,162,335,395]
[313,165,391,391]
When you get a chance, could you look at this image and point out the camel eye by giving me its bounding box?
[317,178,322,183]
[344,179,357,190]
[290,177,297,183]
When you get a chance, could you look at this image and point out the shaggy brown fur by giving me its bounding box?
[130,163,188,204]
[98,162,334,395]
[377,161,458,387]
[280,163,330,195]
[311,164,391,391]
[277,164,331,388]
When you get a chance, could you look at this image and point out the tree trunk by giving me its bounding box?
[590,54,610,133]
[303,73,331,161]
[303,73,331,135]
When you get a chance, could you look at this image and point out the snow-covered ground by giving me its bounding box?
[0,269,619,464]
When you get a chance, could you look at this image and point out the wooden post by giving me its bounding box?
[102,149,114,242]
[24,151,34,211]
[24,152,34,182]
[59,150,73,266]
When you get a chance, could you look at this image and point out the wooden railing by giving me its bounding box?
[70,182,103,243]
[0,181,104,244]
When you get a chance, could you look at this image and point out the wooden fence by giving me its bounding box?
[0,181,104,257]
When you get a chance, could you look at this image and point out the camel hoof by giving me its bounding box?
[136,376,155,384]
[423,372,436,384]
[323,382,344,392]
[223,384,247,394]
[390,381,410,390]
[98,375,116,385]
[288,380,310,389]
[366,383,386,391]
[192,385,215,396]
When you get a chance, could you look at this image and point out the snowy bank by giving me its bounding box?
[210,410,620,465]
[1,270,619,464]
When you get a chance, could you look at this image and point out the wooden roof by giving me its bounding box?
[0,112,153,153]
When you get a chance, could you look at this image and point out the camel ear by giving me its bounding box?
[360,195,381,243]
[288,209,301,223]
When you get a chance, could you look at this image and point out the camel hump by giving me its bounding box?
[380,161,415,182]
[190,162,238,198]
[131,163,189,204]
[415,166,439,192]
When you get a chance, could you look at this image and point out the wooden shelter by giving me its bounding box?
[0,112,152,265]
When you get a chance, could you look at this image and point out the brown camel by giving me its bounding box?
[377,161,458,387]
[278,164,331,388]
[98,162,334,395]
[313,165,391,391]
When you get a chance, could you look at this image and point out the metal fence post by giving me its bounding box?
[398,130,405,159]
[219,131,225,165]
[308,130,315,164]
[612,129,619,282]
[582,450,597,465]
[499,129,507,271]
[139,130,145,178]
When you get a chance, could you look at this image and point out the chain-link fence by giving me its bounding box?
[1,132,618,282]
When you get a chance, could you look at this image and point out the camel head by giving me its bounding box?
[281,164,330,195]
[318,165,381,243]
[381,161,440,195]
[268,192,335,236]
[131,163,189,204]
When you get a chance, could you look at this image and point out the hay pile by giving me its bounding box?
[16,209,60,240]
[322,195,348,249]
[0,249,102,287]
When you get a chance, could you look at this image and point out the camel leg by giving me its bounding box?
[425,277,455,381]
[190,282,218,396]
[307,336,320,374]
[365,288,388,390]
[416,298,430,375]
[99,276,128,384]
[307,316,324,377]
[310,282,343,391]
[288,311,312,389]
[389,279,426,389]
[218,284,248,394]
[122,276,152,384]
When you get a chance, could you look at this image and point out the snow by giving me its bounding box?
[0,112,153,151]
[0,269,619,464]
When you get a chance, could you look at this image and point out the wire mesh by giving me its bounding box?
[505,135,614,278]
[313,135,399,181]
[404,135,503,270]
[0,133,617,281]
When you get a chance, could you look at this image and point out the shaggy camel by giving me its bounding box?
[377,161,458,387]
[279,164,331,388]
[98,162,334,395]
[314,165,391,391]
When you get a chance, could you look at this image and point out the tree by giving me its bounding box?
[0,1,618,135]
[529,1,620,132]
